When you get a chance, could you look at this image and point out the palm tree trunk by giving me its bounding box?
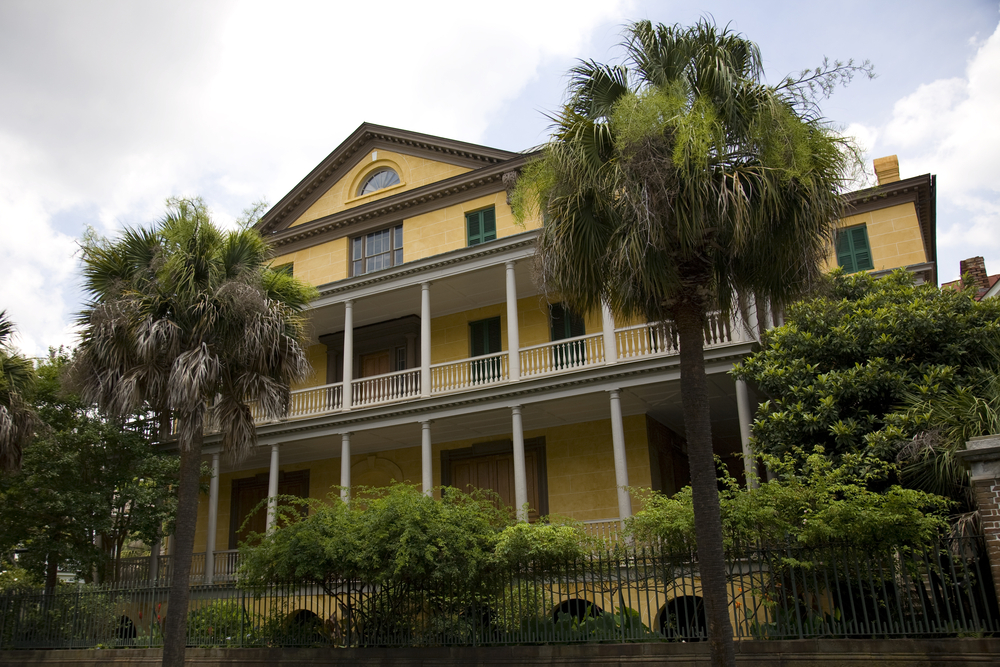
[161,420,203,667]
[674,301,736,667]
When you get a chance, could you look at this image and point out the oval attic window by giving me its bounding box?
[359,168,400,196]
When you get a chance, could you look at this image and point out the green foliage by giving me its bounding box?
[734,270,1000,508]
[0,351,179,583]
[493,521,593,568]
[241,484,601,593]
[0,310,38,473]
[186,600,248,646]
[240,484,510,592]
[0,567,39,592]
[626,450,949,548]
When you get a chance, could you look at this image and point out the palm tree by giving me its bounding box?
[513,20,859,666]
[0,311,38,473]
[71,198,315,667]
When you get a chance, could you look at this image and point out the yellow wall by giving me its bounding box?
[429,299,603,364]
[292,344,327,391]
[273,196,539,289]
[271,237,348,288]
[194,414,652,550]
[825,202,927,273]
[290,150,471,228]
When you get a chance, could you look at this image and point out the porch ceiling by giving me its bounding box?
[217,372,750,476]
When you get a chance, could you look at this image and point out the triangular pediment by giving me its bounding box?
[258,123,520,234]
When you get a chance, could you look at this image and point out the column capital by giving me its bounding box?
[607,388,621,398]
[421,281,432,290]
[344,298,354,307]
[505,260,517,270]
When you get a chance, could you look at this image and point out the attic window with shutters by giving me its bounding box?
[836,224,874,273]
[466,206,496,246]
[358,168,400,196]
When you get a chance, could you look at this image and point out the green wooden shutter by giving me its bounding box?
[836,225,874,273]
[550,303,585,340]
[836,230,855,272]
[470,317,502,356]
[466,208,497,246]
[850,226,873,271]
[482,208,496,243]
[467,211,482,246]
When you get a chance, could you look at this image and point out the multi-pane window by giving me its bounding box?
[272,262,293,277]
[836,224,874,273]
[352,224,403,276]
[466,207,497,246]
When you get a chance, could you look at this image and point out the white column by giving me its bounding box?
[265,444,279,533]
[421,282,432,397]
[505,261,521,382]
[204,452,220,583]
[421,420,433,496]
[340,433,352,502]
[511,405,528,522]
[735,378,758,489]
[601,301,618,364]
[609,389,633,520]
[342,300,354,410]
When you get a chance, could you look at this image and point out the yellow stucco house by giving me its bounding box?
[172,127,937,582]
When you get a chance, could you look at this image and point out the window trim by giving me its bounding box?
[351,224,404,277]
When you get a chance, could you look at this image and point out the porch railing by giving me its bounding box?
[431,351,509,394]
[241,312,754,424]
[289,382,342,416]
[352,369,420,407]
[580,518,623,545]
[520,333,605,378]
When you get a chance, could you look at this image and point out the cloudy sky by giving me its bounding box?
[1,0,998,357]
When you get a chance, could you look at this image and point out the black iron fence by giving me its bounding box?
[1,537,996,650]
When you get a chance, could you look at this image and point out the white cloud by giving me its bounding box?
[0,0,627,357]
[864,18,1000,283]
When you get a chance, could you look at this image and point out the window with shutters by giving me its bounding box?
[836,225,874,273]
[550,303,586,370]
[351,224,403,276]
[469,316,503,384]
[466,207,497,246]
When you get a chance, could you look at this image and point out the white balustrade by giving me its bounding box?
[615,321,678,360]
[288,382,343,417]
[519,333,605,378]
[704,310,737,348]
[431,352,509,394]
[352,368,421,407]
[582,518,623,545]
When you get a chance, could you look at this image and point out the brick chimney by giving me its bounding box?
[961,256,990,291]
[873,155,900,185]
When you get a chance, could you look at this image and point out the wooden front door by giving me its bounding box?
[229,470,310,548]
[360,350,390,377]
[442,438,548,522]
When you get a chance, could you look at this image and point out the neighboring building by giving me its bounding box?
[942,256,1000,300]
[177,128,939,582]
